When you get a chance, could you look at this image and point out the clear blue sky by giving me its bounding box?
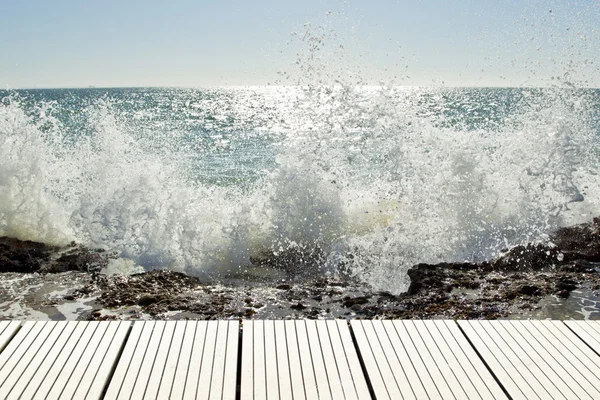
[1,0,599,88]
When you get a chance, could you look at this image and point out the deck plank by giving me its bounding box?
[263,320,280,400]
[391,320,444,400]
[252,320,267,400]
[415,320,470,399]
[529,320,600,398]
[30,321,93,399]
[316,321,344,400]
[459,320,541,400]
[143,321,176,400]
[106,320,238,400]
[170,321,203,400]
[80,321,131,400]
[183,321,209,400]
[460,320,600,400]
[583,320,600,335]
[335,320,371,400]
[421,320,480,400]
[222,320,239,400]
[242,320,370,399]
[6,319,600,399]
[0,321,46,383]
[45,321,103,399]
[382,320,428,400]
[350,320,391,400]
[186,321,239,400]
[2,322,127,400]
[0,321,57,396]
[355,320,506,400]
[103,320,145,400]
[305,320,333,400]
[114,320,159,399]
[196,321,219,399]
[240,320,254,400]
[156,321,186,399]
[438,320,506,400]
[55,323,110,399]
[0,322,64,398]
[564,320,600,355]
[274,321,293,399]
[23,322,88,399]
[0,321,20,353]
[207,320,231,400]
[509,320,589,400]
[403,320,458,399]
[5,321,72,400]
[369,320,411,399]
[131,320,166,399]
[295,320,319,399]
[481,321,567,400]
[326,321,358,400]
[284,320,307,400]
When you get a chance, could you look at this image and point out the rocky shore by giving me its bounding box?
[1,218,599,321]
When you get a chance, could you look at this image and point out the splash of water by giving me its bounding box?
[0,85,599,293]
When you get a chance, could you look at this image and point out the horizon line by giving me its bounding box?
[3,84,599,91]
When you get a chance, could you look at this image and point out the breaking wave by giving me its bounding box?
[1,85,599,292]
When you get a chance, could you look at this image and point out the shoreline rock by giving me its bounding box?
[0,237,108,274]
[1,217,599,320]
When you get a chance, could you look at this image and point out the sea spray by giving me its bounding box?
[0,100,74,244]
[0,86,599,292]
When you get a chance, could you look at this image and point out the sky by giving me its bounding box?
[1,0,599,88]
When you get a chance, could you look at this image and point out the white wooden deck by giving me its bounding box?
[0,321,131,400]
[351,320,508,400]
[241,320,370,400]
[0,320,599,399]
[0,321,20,353]
[104,320,238,400]
[458,320,600,400]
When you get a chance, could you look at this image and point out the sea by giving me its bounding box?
[1,86,599,293]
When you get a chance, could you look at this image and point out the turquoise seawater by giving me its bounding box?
[1,86,599,292]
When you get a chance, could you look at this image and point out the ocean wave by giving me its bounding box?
[1,86,599,292]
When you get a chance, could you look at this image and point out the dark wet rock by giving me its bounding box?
[249,246,327,278]
[400,218,600,319]
[276,284,292,290]
[290,302,307,310]
[492,244,562,271]
[88,310,119,321]
[0,236,58,272]
[43,249,108,273]
[555,277,578,295]
[406,262,478,295]
[518,284,542,296]
[3,216,600,321]
[78,249,598,320]
[0,237,108,273]
[550,217,600,261]
[137,294,163,307]
[557,260,598,273]
[480,218,600,273]
[502,283,544,300]
[342,296,370,308]
[96,270,201,309]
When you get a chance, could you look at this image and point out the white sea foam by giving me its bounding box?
[0,86,598,292]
